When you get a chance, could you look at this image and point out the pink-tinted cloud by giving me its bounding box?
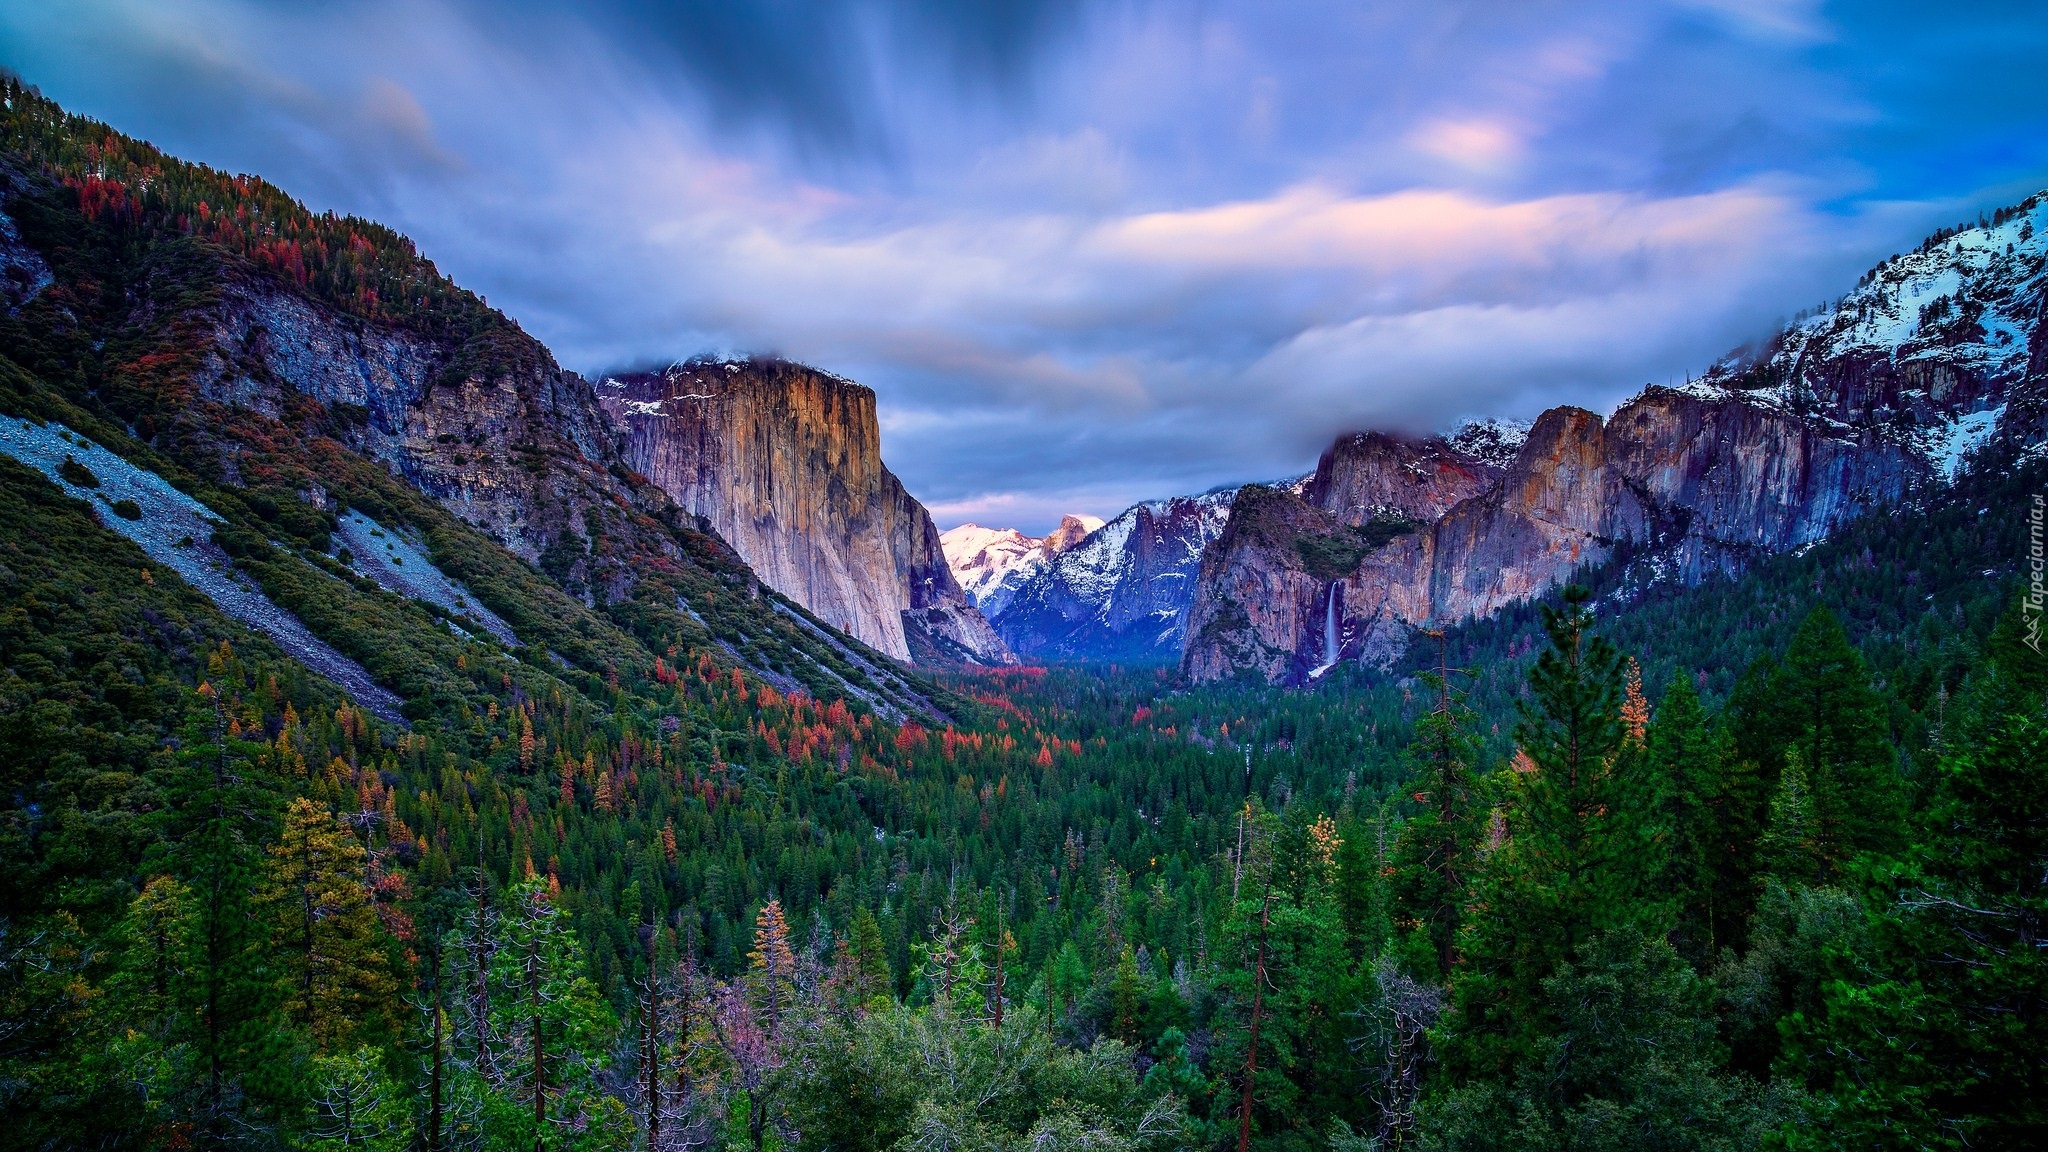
[7,0,2047,535]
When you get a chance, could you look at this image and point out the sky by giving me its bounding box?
[6,1,2048,533]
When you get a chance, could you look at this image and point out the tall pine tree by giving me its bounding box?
[262,797,397,1052]
[1785,601,2048,1148]
[1439,587,1658,1081]
[1388,662,1485,979]
[1770,607,1907,879]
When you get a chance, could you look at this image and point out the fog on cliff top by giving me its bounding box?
[7,0,2048,534]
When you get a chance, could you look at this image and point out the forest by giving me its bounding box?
[0,76,2043,1151]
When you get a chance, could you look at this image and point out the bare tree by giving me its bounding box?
[1352,955,1445,1146]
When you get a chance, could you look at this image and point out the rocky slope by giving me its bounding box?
[985,489,1238,662]
[1184,192,2048,683]
[941,514,1103,619]
[0,86,974,720]
[597,359,1012,667]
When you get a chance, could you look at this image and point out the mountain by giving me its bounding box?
[1182,430,1505,682]
[1183,191,2048,683]
[941,514,1103,619]
[596,359,1012,668]
[0,81,966,723]
[983,489,1238,662]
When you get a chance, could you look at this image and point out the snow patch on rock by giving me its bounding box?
[1926,404,2004,480]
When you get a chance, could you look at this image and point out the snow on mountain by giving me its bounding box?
[941,514,1104,619]
[1449,418,1534,469]
[988,490,1236,662]
[1683,191,2048,471]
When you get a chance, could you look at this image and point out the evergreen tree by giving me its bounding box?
[846,908,894,1011]
[1213,810,1363,1143]
[1714,657,1785,950]
[1426,928,1791,1151]
[1108,945,1145,1045]
[1388,666,1485,978]
[1641,676,1733,965]
[1334,807,1391,955]
[1771,607,1907,877]
[149,688,301,1141]
[1760,747,1823,883]
[262,797,397,1053]
[748,899,797,1034]
[481,878,626,1151]
[1785,603,2048,1147]
[306,1047,412,1151]
[1440,587,1654,1082]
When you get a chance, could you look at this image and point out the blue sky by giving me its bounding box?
[6,0,2048,532]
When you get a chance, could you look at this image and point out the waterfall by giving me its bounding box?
[1309,582,1342,679]
[1324,582,1340,665]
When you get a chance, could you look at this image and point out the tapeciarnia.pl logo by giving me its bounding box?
[2028,493,2045,653]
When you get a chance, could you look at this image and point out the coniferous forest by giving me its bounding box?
[1,76,2044,1152]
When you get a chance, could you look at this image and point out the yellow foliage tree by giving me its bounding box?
[262,797,396,1052]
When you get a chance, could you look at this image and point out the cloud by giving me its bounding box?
[6,0,2048,535]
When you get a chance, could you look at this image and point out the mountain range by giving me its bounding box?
[3,75,2041,700]
[947,194,2047,682]
[3,75,2042,1149]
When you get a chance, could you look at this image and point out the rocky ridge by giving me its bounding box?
[982,489,1238,662]
[1182,192,2048,683]
[0,82,980,722]
[941,514,1104,620]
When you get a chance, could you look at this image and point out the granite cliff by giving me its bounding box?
[0,86,977,719]
[1183,192,2048,683]
[597,359,1012,667]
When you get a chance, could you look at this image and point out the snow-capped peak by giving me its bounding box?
[941,514,1106,616]
[1656,191,2046,479]
[1704,192,2046,399]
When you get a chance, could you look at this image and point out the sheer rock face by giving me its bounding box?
[1184,394,1928,683]
[173,278,1005,668]
[1184,195,2048,684]
[1302,430,1501,526]
[596,359,1011,667]
[1182,431,1492,683]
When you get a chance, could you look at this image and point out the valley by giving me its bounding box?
[0,74,2042,1152]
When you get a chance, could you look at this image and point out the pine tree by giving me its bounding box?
[480,878,622,1150]
[1641,676,1732,965]
[1109,945,1145,1044]
[1713,656,1782,950]
[847,908,893,1010]
[1771,607,1906,876]
[263,797,397,1052]
[749,899,797,1034]
[1441,587,1655,1082]
[1761,747,1823,882]
[1388,662,1485,978]
[1786,602,2048,1147]
[1427,928,1783,1151]
[148,686,300,1140]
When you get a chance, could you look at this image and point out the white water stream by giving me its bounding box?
[1308,582,1342,679]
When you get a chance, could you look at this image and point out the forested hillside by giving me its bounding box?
[0,77,2042,1152]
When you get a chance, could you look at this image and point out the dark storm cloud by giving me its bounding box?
[6,1,2048,534]
[466,0,1090,157]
